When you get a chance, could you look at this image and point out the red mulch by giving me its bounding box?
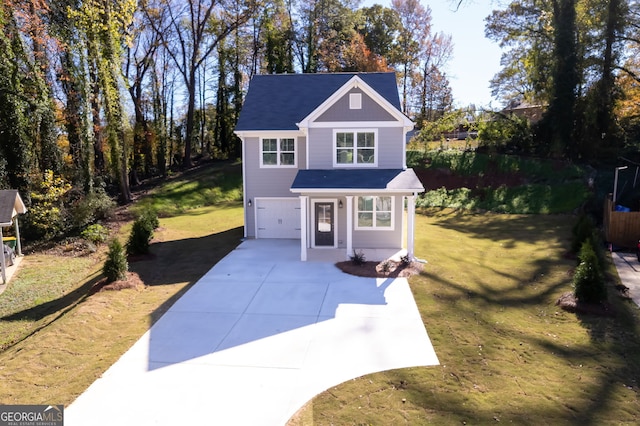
[91,272,145,294]
[336,260,424,278]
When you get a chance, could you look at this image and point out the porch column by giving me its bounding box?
[346,195,353,260]
[1,227,5,284]
[14,217,22,257]
[407,194,416,260]
[300,196,308,261]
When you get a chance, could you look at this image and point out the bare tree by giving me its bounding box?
[143,0,260,168]
[391,0,432,113]
[125,9,162,183]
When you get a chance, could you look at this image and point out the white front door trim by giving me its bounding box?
[310,199,338,249]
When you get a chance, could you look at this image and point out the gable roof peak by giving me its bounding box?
[235,72,404,132]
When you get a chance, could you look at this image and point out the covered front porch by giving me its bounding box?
[291,169,424,262]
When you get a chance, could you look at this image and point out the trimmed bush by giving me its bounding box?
[572,214,595,254]
[103,239,128,282]
[573,239,607,304]
[126,208,159,256]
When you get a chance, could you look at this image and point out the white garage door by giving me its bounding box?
[256,198,301,239]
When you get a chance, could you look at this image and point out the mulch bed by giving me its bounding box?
[336,260,424,278]
[91,272,145,294]
[556,292,616,317]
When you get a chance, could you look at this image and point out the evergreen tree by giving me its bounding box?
[573,239,607,304]
[103,239,128,282]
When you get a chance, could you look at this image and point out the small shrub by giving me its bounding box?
[379,260,393,273]
[126,208,159,256]
[349,250,366,266]
[400,253,412,265]
[573,240,607,304]
[69,188,115,229]
[81,224,109,245]
[572,214,595,254]
[103,239,128,282]
[23,170,71,240]
[138,206,160,230]
[127,220,153,255]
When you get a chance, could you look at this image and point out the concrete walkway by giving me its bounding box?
[66,239,439,425]
[612,251,640,308]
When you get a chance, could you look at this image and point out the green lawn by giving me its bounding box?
[1,162,639,423]
[290,210,640,425]
[0,162,244,405]
[0,204,244,405]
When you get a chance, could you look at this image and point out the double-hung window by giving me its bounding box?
[261,137,296,167]
[356,196,393,230]
[335,130,376,166]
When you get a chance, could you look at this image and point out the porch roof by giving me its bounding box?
[290,169,424,193]
[0,190,27,227]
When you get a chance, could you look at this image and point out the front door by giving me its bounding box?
[314,202,334,247]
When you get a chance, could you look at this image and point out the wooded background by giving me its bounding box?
[0,0,639,240]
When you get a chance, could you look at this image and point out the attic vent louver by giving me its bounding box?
[349,93,362,110]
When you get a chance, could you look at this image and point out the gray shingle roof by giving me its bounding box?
[235,72,401,131]
[290,169,424,192]
[0,190,26,226]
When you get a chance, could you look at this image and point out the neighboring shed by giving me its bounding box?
[1,190,27,284]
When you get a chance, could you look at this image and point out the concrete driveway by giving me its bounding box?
[612,251,640,308]
[66,239,439,425]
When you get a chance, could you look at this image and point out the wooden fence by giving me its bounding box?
[604,194,640,248]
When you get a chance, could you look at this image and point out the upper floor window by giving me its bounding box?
[335,130,377,167]
[355,196,393,230]
[261,137,296,167]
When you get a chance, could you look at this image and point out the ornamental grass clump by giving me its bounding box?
[349,250,366,265]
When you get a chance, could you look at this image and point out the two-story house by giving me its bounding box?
[234,72,424,261]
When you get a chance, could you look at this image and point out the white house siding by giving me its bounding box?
[315,89,396,122]
[307,127,405,169]
[243,136,307,238]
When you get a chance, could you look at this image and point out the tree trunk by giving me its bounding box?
[87,39,105,174]
[544,0,578,158]
[595,0,624,154]
[183,68,196,168]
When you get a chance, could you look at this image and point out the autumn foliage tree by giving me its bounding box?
[487,0,637,160]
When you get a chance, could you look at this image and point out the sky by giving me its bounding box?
[362,0,504,108]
